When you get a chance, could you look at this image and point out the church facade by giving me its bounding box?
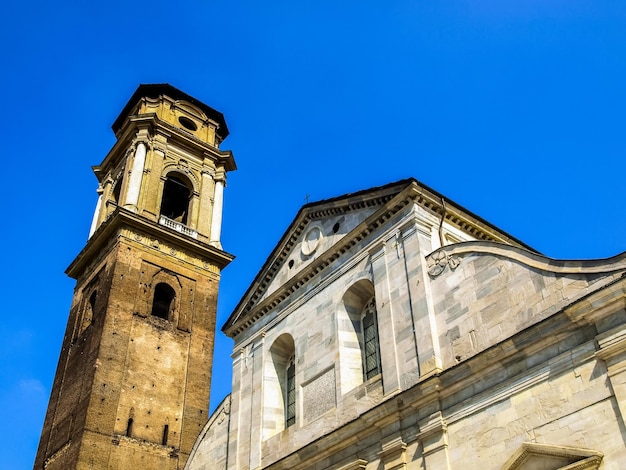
[187,178,626,469]
[36,85,626,469]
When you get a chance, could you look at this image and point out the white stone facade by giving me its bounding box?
[187,179,626,470]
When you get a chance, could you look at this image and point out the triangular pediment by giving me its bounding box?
[223,178,535,338]
[222,180,410,336]
[501,443,603,470]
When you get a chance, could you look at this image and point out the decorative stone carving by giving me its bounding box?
[302,226,322,256]
[501,443,603,470]
[427,249,460,277]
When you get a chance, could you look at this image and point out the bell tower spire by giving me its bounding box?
[34,84,235,469]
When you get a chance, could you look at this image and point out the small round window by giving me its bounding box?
[178,116,197,131]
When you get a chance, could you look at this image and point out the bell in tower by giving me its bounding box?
[34,84,235,469]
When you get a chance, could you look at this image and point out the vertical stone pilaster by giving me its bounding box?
[378,436,407,470]
[228,350,244,470]
[197,167,215,237]
[398,216,443,379]
[371,243,401,396]
[417,411,451,470]
[596,325,626,428]
[249,339,265,470]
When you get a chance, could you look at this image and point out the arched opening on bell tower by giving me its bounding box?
[159,173,192,225]
[151,283,176,320]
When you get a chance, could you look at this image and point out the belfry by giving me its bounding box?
[34,84,235,469]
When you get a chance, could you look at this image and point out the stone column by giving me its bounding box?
[88,190,103,238]
[123,142,146,212]
[210,170,225,248]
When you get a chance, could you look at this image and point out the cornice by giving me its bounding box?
[66,208,234,280]
[565,275,626,326]
[426,241,626,278]
[98,114,235,175]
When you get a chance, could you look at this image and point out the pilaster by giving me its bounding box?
[417,411,451,470]
[371,242,401,396]
[596,325,626,429]
[378,435,407,470]
[197,165,216,237]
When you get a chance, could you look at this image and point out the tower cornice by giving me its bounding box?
[66,207,234,280]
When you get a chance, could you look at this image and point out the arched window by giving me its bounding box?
[89,290,97,312]
[78,290,97,336]
[159,174,192,225]
[263,334,296,439]
[338,280,381,393]
[151,283,176,320]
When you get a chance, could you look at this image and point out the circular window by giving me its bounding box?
[178,116,197,131]
[301,226,322,256]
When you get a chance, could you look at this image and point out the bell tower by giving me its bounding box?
[34,84,236,469]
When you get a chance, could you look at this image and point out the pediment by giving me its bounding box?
[501,443,602,470]
[223,178,536,338]
[222,180,414,336]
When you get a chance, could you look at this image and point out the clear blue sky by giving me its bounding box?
[1,1,625,468]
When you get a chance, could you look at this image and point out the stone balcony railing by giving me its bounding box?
[159,215,198,239]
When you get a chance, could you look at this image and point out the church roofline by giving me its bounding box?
[111,83,229,138]
[222,178,538,337]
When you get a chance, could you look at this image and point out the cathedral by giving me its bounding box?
[35,85,626,469]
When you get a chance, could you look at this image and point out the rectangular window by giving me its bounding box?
[286,361,296,427]
[363,311,381,380]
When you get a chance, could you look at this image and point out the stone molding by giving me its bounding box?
[378,436,407,470]
[596,324,626,363]
[225,188,409,336]
[444,326,596,426]
[119,227,220,274]
[428,241,626,276]
[416,411,448,455]
[67,208,233,280]
[334,458,368,470]
[501,443,603,470]
[565,276,626,326]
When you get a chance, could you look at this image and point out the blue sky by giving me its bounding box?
[1,1,625,468]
